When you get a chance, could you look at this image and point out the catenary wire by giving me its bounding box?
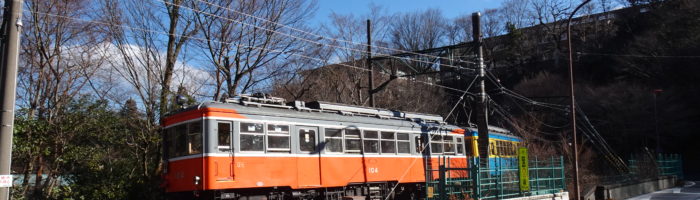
[190,0,478,64]
[27,10,472,95]
[579,52,700,58]
[156,0,479,73]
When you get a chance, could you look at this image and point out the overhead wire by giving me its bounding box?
[384,75,480,199]
[575,105,629,172]
[579,52,700,58]
[27,10,472,95]
[444,76,478,122]
[484,69,625,170]
[190,0,479,65]
[482,70,570,129]
[490,98,562,143]
[155,0,480,76]
[484,70,569,111]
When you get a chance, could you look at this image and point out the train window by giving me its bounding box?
[456,137,464,155]
[496,141,502,156]
[240,122,264,151]
[267,124,290,152]
[164,128,173,158]
[345,129,361,153]
[431,135,443,154]
[465,138,474,156]
[325,128,343,153]
[380,132,396,154]
[415,135,422,154]
[506,142,512,156]
[217,122,232,152]
[187,122,202,155]
[363,130,379,153]
[167,125,177,157]
[172,125,188,157]
[397,133,410,154]
[443,136,455,154]
[299,128,317,152]
[489,141,497,155]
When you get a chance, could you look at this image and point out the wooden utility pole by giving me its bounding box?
[0,0,24,199]
[472,12,489,167]
[367,19,375,107]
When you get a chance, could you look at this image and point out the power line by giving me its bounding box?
[445,76,478,121]
[579,52,700,58]
[27,10,472,96]
[490,99,562,142]
[484,70,569,111]
[156,0,478,74]
[190,0,478,64]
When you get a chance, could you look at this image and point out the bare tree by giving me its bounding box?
[193,0,317,100]
[16,0,110,197]
[99,1,202,197]
[447,14,472,44]
[528,0,573,66]
[102,0,170,185]
[390,8,448,51]
[160,0,199,117]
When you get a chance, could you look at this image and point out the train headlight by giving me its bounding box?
[194,176,201,185]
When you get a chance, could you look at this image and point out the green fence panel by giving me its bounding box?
[426,156,566,200]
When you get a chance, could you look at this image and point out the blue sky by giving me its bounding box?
[312,0,505,26]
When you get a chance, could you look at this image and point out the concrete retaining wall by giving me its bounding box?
[592,176,677,200]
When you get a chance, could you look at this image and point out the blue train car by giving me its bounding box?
[463,127,521,168]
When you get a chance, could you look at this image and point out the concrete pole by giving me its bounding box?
[367,19,375,107]
[566,1,591,199]
[0,0,23,199]
[472,12,490,168]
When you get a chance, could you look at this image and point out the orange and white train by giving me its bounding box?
[161,94,520,199]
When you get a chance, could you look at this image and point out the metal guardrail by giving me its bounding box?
[426,156,566,200]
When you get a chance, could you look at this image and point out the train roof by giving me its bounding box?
[166,94,515,137]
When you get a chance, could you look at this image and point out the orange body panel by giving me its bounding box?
[165,155,469,193]
[163,108,246,127]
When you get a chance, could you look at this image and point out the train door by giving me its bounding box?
[296,126,321,187]
[216,121,235,180]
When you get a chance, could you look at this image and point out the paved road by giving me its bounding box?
[627,181,700,200]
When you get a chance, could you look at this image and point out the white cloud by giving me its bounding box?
[91,42,215,104]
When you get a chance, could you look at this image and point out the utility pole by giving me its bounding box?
[0,0,23,199]
[367,19,375,107]
[472,12,489,167]
[567,1,591,199]
[653,89,663,153]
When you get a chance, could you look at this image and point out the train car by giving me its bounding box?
[161,94,520,199]
[463,127,521,170]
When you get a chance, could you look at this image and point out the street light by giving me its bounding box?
[566,1,592,199]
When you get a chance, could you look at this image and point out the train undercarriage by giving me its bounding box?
[167,182,422,200]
